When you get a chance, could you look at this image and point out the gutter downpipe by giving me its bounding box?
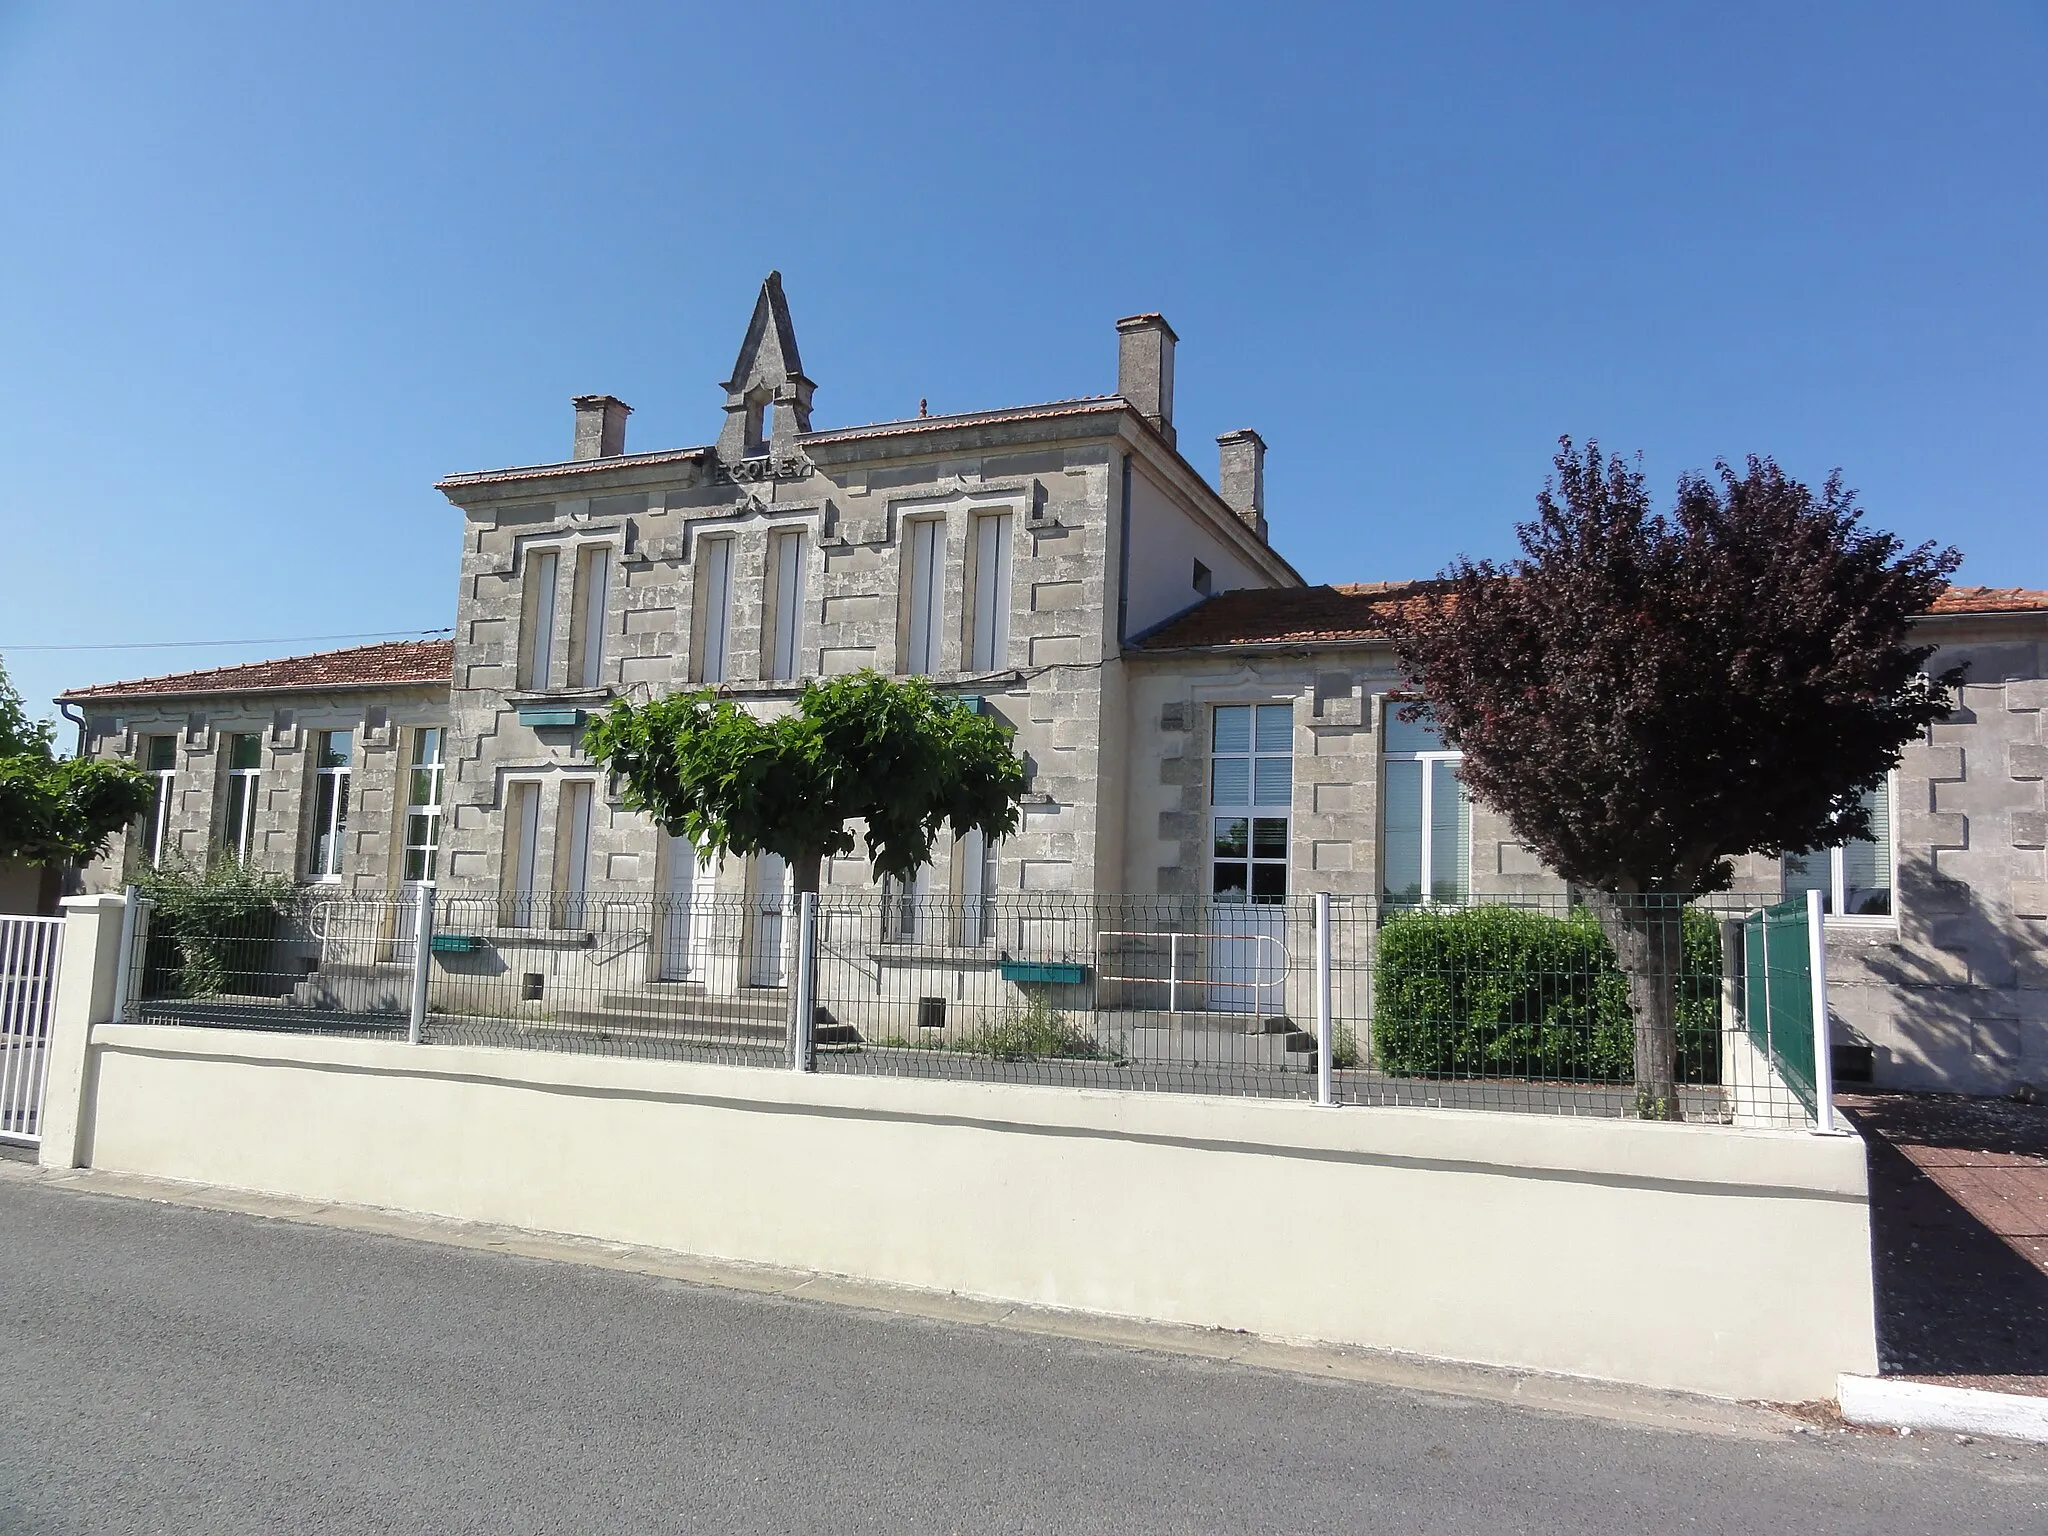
[57,700,86,761]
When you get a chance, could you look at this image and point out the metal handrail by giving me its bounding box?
[1094,929,1289,1014]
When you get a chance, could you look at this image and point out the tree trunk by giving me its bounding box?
[1586,890,1685,1121]
[791,850,822,897]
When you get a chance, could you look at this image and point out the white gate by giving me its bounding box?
[0,916,63,1148]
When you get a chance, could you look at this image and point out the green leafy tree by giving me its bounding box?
[133,853,299,999]
[585,670,1030,898]
[0,657,155,866]
[1386,441,1961,1118]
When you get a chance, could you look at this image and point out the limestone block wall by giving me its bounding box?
[440,430,1138,910]
[73,688,448,895]
[1123,617,2048,1096]
[1122,647,1570,905]
[1824,622,2048,1094]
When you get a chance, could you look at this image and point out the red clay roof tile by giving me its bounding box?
[1137,582,2048,652]
[1926,586,2048,615]
[58,639,454,702]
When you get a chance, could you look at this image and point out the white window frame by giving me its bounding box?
[522,547,561,691]
[141,736,177,867]
[1784,776,1897,923]
[1380,702,1470,906]
[502,777,544,926]
[765,527,806,682]
[958,827,998,947]
[554,778,597,924]
[222,733,262,863]
[883,865,931,943]
[696,535,735,684]
[401,727,446,884]
[310,730,352,882]
[569,544,613,690]
[969,511,1013,673]
[1209,703,1293,905]
[902,516,946,676]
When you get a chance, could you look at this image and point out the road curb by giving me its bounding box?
[1839,1375,2048,1443]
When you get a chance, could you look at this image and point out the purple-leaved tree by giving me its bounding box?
[1386,440,1962,1118]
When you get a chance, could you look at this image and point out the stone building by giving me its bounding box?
[1124,582,2048,1094]
[57,275,2048,1093]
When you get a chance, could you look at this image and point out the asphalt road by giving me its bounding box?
[2,1173,2044,1535]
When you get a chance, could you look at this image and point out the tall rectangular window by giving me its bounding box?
[902,517,945,675]
[1785,782,1894,917]
[140,736,177,867]
[568,545,611,690]
[765,528,806,682]
[969,512,1012,672]
[1211,704,1292,903]
[521,548,560,691]
[503,780,542,926]
[958,827,998,946]
[402,728,446,883]
[1382,708,1470,904]
[696,536,734,683]
[884,865,930,942]
[221,733,262,863]
[555,779,595,924]
[310,730,352,881]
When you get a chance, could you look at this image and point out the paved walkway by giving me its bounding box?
[1839,1091,2048,1397]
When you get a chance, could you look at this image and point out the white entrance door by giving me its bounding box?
[749,853,789,987]
[660,833,699,981]
[1207,703,1293,1014]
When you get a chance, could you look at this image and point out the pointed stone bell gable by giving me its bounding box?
[716,271,816,463]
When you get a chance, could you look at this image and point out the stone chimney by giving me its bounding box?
[1216,429,1267,542]
[572,395,632,460]
[1116,313,1177,447]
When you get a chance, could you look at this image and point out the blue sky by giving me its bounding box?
[2,1,2042,726]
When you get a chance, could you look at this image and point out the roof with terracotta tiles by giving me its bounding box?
[58,639,454,702]
[1925,586,2048,616]
[1132,582,1441,651]
[1136,581,2048,652]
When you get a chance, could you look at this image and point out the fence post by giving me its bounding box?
[1314,892,1335,1107]
[108,885,141,1025]
[408,882,435,1047]
[791,891,818,1072]
[38,894,128,1170]
[1806,888,1836,1133]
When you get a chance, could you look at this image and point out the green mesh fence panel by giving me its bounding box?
[1743,899,1815,1113]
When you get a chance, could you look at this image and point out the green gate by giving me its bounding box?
[1742,897,1823,1120]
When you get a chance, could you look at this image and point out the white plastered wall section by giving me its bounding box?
[1122,462,1270,639]
[68,1023,1878,1402]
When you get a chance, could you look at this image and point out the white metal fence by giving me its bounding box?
[1,915,63,1147]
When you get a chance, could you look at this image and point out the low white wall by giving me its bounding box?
[69,1023,1877,1401]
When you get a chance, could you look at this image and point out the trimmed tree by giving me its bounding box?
[584,669,1029,899]
[0,657,155,867]
[1385,440,1961,1119]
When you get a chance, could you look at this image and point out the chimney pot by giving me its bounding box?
[1216,429,1267,542]
[572,394,632,460]
[1116,313,1177,448]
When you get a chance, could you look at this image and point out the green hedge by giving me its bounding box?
[1372,904,1722,1083]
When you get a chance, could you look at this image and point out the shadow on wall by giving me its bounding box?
[1830,851,2044,1097]
[1838,1092,2048,1380]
